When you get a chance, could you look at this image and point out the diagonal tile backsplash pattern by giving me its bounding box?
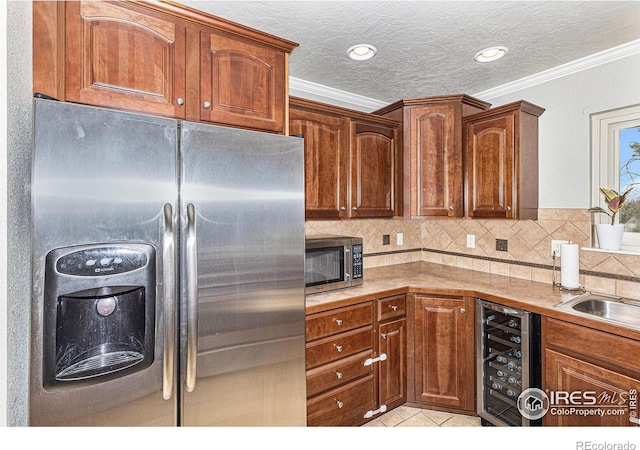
[306,209,640,298]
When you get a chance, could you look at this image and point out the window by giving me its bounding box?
[591,105,640,252]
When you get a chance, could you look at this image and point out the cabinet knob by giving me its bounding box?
[336,400,344,409]
[335,345,343,353]
[381,333,387,340]
[335,371,343,379]
[335,319,343,326]
[390,305,398,311]
[506,206,511,211]
[352,207,358,211]
[449,205,454,210]
[176,97,184,106]
[203,101,211,109]
[340,206,346,211]
[460,308,466,314]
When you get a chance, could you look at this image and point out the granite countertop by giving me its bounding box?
[305,261,640,340]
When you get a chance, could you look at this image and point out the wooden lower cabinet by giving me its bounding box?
[305,295,407,426]
[543,317,640,427]
[376,294,407,412]
[410,294,475,412]
[306,301,375,426]
[307,375,376,426]
[378,318,407,410]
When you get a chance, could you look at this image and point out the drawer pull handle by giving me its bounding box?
[364,405,387,419]
[381,333,387,340]
[335,371,343,379]
[389,305,398,311]
[336,400,344,409]
[364,353,387,366]
[335,319,343,326]
[335,345,343,353]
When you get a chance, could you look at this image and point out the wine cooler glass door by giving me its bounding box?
[476,299,535,427]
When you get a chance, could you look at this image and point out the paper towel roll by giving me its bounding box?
[561,243,580,289]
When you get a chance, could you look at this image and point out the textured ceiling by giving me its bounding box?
[179,1,640,104]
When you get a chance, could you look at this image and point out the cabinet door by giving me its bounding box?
[378,318,407,411]
[465,114,515,218]
[65,1,186,118]
[290,109,349,219]
[200,29,286,132]
[409,105,461,217]
[350,121,398,218]
[544,349,640,427]
[414,296,474,411]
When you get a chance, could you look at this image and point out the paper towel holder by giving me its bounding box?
[552,243,586,293]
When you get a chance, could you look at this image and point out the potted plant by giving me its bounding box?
[589,186,634,250]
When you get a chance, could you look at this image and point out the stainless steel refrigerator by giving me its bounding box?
[29,98,307,426]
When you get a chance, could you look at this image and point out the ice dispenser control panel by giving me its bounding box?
[56,246,149,276]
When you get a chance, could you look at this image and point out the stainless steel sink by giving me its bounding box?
[555,293,640,330]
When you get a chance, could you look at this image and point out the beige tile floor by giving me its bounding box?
[363,406,482,427]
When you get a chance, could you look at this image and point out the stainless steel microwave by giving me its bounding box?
[305,235,363,294]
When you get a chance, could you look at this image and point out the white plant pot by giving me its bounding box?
[595,224,625,251]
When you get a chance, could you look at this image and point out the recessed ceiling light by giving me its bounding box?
[347,44,377,61]
[474,46,509,63]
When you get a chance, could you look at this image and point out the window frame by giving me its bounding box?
[590,104,640,253]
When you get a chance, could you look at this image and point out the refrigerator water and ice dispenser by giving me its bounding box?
[42,244,156,387]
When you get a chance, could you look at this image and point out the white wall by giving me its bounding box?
[475,48,640,209]
[1,0,8,428]
[3,0,32,426]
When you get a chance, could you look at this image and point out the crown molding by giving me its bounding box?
[288,76,387,112]
[473,39,640,100]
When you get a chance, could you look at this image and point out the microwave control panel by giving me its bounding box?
[352,244,363,279]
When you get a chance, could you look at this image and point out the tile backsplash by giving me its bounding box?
[306,209,640,298]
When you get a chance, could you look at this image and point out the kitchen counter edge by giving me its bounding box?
[305,261,640,341]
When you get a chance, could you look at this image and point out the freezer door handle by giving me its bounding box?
[162,203,176,400]
[185,203,198,392]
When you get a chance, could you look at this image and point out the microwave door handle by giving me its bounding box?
[185,203,198,393]
[345,247,351,279]
[162,203,176,400]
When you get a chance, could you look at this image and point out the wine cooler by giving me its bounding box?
[476,299,542,426]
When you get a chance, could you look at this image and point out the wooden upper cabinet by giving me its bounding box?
[375,95,490,218]
[198,29,287,131]
[350,120,399,218]
[34,1,298,133]
[64,1,187,118]
[290,97,401,219]
[289,106,349,219]
[464,100,545,220]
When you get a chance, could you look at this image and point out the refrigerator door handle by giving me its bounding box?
[185,203,198,392]
[162,203,176,400]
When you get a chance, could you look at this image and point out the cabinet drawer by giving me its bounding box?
[307,375,375,426]
[306,302,373,341]
[544,317,640,373]
[306,350,373,397]
[306,326,373,369]
[377,294,406,321]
